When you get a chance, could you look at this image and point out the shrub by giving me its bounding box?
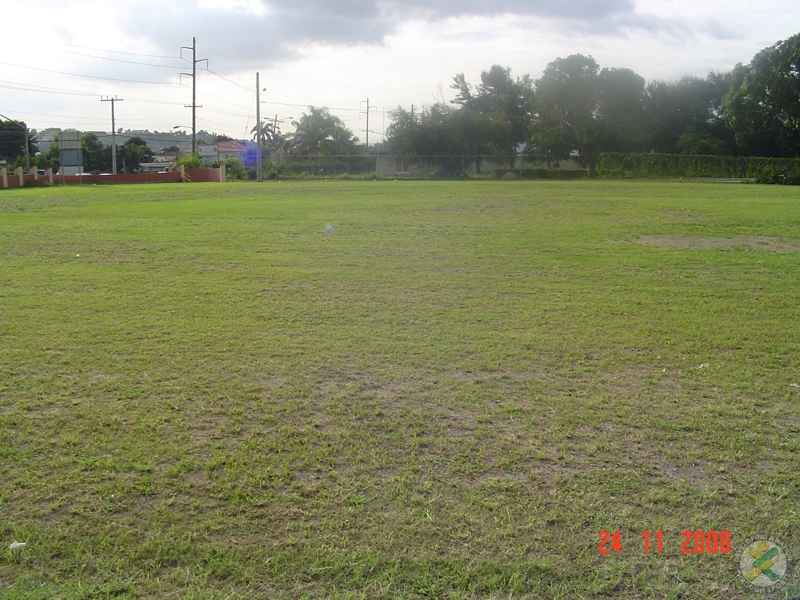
[493,168,588,180]
[22,179,49,188]
[222,157,248,180]
[753,164,800,185]
[597,153,800,181]
[177,154,203,169]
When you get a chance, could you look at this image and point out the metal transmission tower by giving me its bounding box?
[101,96,123,174]
[180,37,207,154]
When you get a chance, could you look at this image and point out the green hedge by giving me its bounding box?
[493,168,589,180]
[597,153,800,181]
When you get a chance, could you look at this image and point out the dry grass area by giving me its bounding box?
[636,234,800,252]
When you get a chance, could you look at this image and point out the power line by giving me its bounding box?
[0,81,99,98]
[202,105,251,118]
[0,61,177,85]
[259,98,390,115]
[60,43,182,60]
[0,79,188,107]
[204,68,251,92]
[182,83,252,111]
[62,50,187,70]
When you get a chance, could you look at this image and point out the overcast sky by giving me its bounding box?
[2,0,799,144]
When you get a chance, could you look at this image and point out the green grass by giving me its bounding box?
[1,180,799,599]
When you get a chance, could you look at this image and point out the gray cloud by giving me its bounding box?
[121,0,698,76]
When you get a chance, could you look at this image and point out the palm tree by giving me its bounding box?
[330,124,359,154]
[251,121,278,147]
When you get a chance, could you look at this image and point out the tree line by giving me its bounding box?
[0,130,160,174]
[3,33,798,178]
[386,33,800,177]
[0,108,364,175]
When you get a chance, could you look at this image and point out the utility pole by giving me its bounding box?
[181,37,206,154]
[361,96,377,150]
[256,73,261,182]
[22,122,29,170]
[101,96,122,174]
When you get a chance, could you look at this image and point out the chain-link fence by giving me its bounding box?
[262,153,581,178]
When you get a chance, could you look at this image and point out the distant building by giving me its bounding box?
[154,151,179,164]
[140,162,171,173]
[218,141,249,161]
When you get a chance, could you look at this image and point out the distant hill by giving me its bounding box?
[33,129,224,153]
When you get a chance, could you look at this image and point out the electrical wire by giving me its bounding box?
[61,50,187,70]
[185,84,253,111]
[0,79,190,107]
[0,61,177,85]
[0,81,99,98]
[204,68,252,92]
[60,43,182,60]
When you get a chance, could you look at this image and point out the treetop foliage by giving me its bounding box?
[722,32,800,157]
[384,32,800,176]
[287,107,361,156]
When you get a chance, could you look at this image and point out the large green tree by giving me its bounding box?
[722,33,800,157]
[387,104,460,156]
[35,136,60,171]
[288,107,360,155]
[388,103,508,173]
[529,54,651,177]
[450,65,534,164]
[647,73,734,155]
[0,120,36,164]
[82,133,111,173]
[120,136,154,172]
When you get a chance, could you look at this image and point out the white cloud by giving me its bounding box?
[0,0,798,137]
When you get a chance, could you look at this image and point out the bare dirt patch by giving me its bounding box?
[635,235,800,252]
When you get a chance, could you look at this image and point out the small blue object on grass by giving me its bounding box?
[326,224,335,233]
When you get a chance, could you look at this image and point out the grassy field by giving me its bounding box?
[1,180,799,599]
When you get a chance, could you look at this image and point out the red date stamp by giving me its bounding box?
[599,530,731,555]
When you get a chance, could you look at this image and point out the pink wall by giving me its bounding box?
[1,167,224,189]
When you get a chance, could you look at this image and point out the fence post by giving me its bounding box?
[178,164,186,182]
[45,168,53,184]
[0,167,7,189]
[14,167,23,187]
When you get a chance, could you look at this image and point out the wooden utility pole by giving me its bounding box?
[256,73,261,182]
[361,96,376,149]
[181,37,206,154]
[101,96,122,174]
